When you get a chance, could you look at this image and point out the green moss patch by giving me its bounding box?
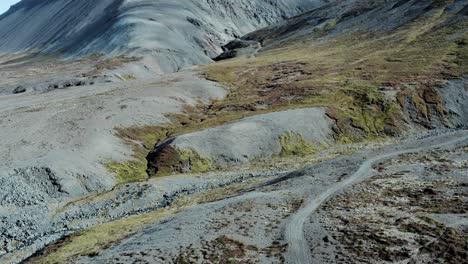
[179,149,213,173]
[202,4,467,140]
[279,131,322,157]
[105,159,148,185]
[107,2,467,181]
[103,126,170,184]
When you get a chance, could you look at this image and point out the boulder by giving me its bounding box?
[214,39,261,61]
[12,86,26,94]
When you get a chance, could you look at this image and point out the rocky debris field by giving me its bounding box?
[316,139,467,263]
[0,56,128,96]
[214,39,262,61]
[0,69,226,262]
[25,130,467,264]
[1,165,285,262]
[0,0,467,263]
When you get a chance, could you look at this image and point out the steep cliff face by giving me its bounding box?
[0,0,325,73]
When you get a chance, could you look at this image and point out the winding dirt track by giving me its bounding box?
[285,131,468,264]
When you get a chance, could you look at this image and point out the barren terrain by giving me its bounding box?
[0,0,466,263]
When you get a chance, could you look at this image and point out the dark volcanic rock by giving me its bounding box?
[13,86,26,94]
[214,39,261,61]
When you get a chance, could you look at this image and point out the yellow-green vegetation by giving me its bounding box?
[203,3,467,139]
[105,159,148,184]
[107,2,466,181]
[105,104,265,181]
[322,18,338,31]
[28,208,176,264]
[179,149,213,173]
[189,178,265,204]
[27,179,263,263]
[279,131,322,157]
[104,126,170,184]
[243,136,392,172]
[119,74,137,81]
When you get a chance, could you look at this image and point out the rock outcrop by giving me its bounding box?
[147,108,336,175]
[439,78,468,129]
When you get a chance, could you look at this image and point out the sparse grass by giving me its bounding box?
[323,146,468,263]
[121,74,136,80]
[28,178,263,263]
[175,235,248,263]
[191,178,265,204]
[104,126,170,184]
[202,5,467,138]
[28,207,177,264]
[106,3,467,179]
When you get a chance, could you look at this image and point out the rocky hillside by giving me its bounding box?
[0,0,466,263]
[208,0,467,135]
[143,0,467,175]
[0,0,325,73]
[244,0,467,45]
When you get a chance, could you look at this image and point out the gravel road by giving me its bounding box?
[285,131,468,264]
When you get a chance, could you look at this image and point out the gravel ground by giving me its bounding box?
[0,69,225,261]
[30,130,466,264]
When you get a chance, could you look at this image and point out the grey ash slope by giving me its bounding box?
[1,0,467,263]
[0,0,326,73]
[0,1,332,261]
[221,0,468,51]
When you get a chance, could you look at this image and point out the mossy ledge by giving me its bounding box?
[279,131,323,157]
[104,106,251,182]
[104,125,171,184]
[147,144,213,176]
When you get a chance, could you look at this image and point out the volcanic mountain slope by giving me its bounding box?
[0,1,334,262]
[1,0,467,263]
[208,0,467,134]
[146,0,468,175]
[244,0,468,45]
[0,0,325,73]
